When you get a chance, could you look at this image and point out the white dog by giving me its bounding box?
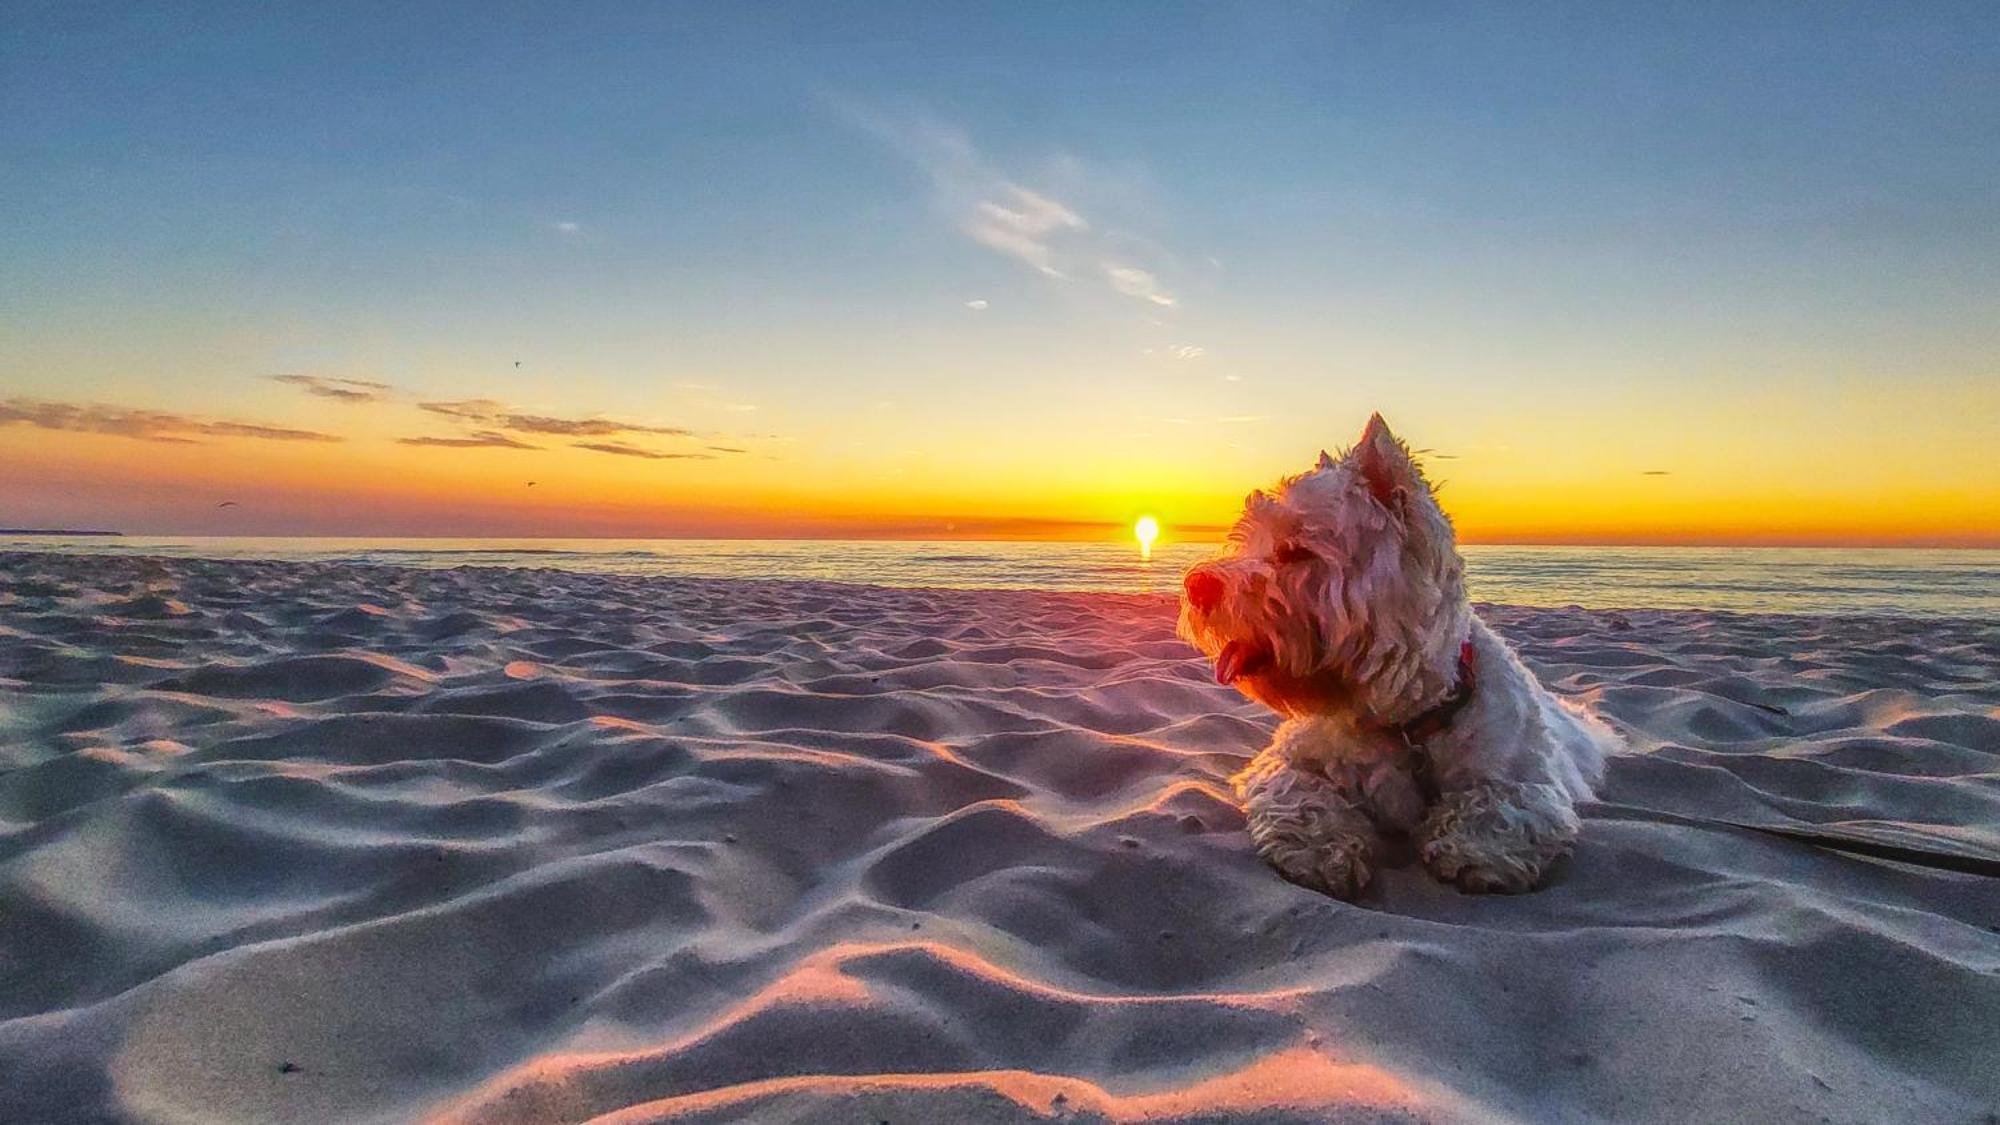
[1178,415,1617,897]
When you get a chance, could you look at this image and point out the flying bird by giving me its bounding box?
[217,501,239,508]
[526,481,537,487]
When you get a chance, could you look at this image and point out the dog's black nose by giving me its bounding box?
[1184,568,1223,613]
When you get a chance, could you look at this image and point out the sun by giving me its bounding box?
[1134,515,1160,560]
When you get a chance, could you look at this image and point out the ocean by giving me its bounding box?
[2,535,1994,619]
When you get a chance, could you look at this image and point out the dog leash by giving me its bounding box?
[1388,639,1996,879]
[1593,803,2000,879]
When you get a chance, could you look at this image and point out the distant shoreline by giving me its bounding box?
[1,531,1994,550]
[0,541,1992,619]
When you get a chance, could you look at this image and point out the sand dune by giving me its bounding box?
[1,552,1995,1123]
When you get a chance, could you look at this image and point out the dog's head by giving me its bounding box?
[1177,414,1468,717]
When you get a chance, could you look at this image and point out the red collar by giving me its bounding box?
[1395,639,1478,745]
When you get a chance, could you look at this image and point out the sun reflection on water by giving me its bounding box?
[1134,515,1160,561]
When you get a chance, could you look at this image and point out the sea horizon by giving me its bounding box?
[4,528,1993,549]
[6,533,1995,619]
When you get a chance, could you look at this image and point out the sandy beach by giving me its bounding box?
[1,550,1995,1124]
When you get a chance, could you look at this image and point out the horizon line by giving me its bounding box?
[3,528,1995,551]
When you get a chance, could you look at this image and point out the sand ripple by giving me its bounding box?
[1,554,1995,1123]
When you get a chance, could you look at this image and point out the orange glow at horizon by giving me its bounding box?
[1,391,1996,548]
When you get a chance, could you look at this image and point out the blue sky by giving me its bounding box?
[3,3,1996,541]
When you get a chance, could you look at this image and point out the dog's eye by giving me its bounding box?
[1272,542,1314,565]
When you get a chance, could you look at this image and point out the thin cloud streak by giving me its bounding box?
[574,441,714,460]
[966,185,1084,277]
[505,413,692,437]
[1105,264,1176,307]
[0,398,342,443]
[270,374,394,403]
[398,431,541,450]
[419,399,509,420]
[842,104,1180,308]
[418,399,692,437]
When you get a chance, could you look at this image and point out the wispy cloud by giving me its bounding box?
[1641,470,1673,476]
[1105,264,1176,307]
[965,298,989,311]
[202,421,342,441]
[270,374,394,404]
[574,441,715,460]
[553,220,580,234]
[1220,414,1269,424]
[420,399,509,420]
[966,185,1084,276]
[506,413,692,437]
[844,106,1180,309]
[418,399,691,437]
[397,431,541,450]
[0,398,342,443]
[414,393,776,460]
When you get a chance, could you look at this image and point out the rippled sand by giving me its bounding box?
[1,552,1995,1123]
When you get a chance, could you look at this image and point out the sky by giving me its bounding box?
[3,2,1996,545]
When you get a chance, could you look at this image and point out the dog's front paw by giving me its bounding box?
[1418,782,1577,895]
[1236,753,1381,900]
[1418,837,1540,894]
[1259,831,1373,899]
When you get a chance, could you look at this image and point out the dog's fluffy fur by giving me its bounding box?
[1178,415,1617,897]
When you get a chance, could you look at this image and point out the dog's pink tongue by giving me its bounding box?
[1214,640,1271,684]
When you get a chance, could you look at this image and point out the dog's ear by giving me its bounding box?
[1352,413,1414,507]
[1246,489,1290,524]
